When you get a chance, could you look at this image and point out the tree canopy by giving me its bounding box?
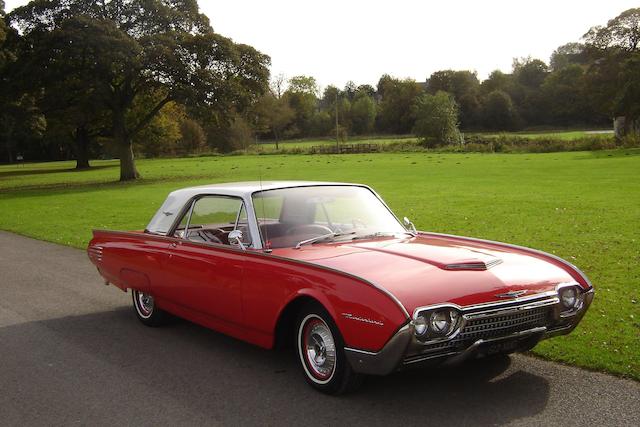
[413,91,460,147]
[1,5,639,165]
[9,0,270,179]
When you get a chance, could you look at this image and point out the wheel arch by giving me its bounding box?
[273,291,336,350]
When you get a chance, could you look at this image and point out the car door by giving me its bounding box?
[157,195,252,325]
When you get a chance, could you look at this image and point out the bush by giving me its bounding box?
[206,115,255,153]
[178,119,206,154]
[413,91,461,147]
[458,134,617,153]
[619,132,640,148]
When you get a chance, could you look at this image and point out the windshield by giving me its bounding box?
[252,185,407,249]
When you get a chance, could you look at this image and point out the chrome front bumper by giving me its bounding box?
[345,288,594,376]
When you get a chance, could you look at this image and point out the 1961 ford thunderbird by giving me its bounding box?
[88,181,594,394]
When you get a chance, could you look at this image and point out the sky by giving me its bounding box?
[4,0,639,90]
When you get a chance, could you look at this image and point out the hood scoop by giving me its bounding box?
[345,239,504,271]
[444,258,503,271]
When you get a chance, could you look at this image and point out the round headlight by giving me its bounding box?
[561,287,578,309]
[414,315,428,336]
[429,310,452,335]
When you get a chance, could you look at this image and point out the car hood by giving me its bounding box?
[273,235,574,316]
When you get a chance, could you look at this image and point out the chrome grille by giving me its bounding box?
[462,307,550,340]
[419,305,551,354]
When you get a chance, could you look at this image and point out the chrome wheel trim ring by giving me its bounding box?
[134,290,154,319]
[297,314,337,384]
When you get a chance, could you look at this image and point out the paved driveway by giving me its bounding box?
[0,231,638,426]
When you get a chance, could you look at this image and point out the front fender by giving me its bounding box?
[242,253,409,352]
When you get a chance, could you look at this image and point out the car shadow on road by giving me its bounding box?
[0,307,550,426]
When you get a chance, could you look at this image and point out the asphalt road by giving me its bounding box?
[1,231,638,426]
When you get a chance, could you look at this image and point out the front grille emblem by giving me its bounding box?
[495,290,528,299]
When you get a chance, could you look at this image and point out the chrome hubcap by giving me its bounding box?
[302,317,336,381]
[136,291,154,317]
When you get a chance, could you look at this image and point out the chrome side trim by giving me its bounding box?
[421,231,593,288]
[343,347,377,356]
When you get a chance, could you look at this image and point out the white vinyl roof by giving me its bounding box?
[145,181,364,235]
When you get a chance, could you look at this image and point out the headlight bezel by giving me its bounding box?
[412,305,464,342]
[556,283,586,317]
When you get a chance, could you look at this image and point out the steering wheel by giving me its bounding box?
[286,224,333,236]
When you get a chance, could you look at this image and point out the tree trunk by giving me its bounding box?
[118,141,139,181]
[74,126,91,170]
[113,108,140,181]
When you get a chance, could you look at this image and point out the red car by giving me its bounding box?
[88,181,594,394]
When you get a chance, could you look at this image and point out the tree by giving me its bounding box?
[583,8,640,134]
[511,57,549,125]
[541,64,590,126]
[0,93,46,163]
[0,0,7,69]
[482,90,518,131]
[550,42,588,71]
[513,57,549,88]
[1,5,46,164]
[178,118,206,154]
[283,75,318,137]
[270,73,287,99]
[376,75,423,134]
[133,98,184,158]
[427,70,481,128]
[10,0,270,180]
[14,16,111,168]
[350,94,376,135]
[207,114,253,152]
[481,70,512,95]
[253,93,294,148]
[356,84,376,98]
[412,91,460,147]
[584,8,640,52]
[343,81,357,101]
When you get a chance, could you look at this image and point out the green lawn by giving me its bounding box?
[1,150,638,379]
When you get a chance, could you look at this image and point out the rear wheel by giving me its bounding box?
[132,290,169,326]
[296,305,364,394]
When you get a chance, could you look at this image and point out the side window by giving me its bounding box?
[173,196,252,247]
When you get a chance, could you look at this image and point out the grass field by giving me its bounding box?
[1,149,638,379]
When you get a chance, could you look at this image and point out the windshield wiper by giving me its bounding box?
[294,231,356,249]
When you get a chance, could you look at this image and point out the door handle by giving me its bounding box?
[169,242,178,248]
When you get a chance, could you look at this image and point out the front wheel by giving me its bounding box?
[132,290,169,326]
[296,305,364,394]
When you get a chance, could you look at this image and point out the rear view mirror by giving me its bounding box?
[228,230,246,250]
[403,216,417,234]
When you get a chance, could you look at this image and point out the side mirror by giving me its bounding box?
[228,230,246,250]
[403,216,417,234]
